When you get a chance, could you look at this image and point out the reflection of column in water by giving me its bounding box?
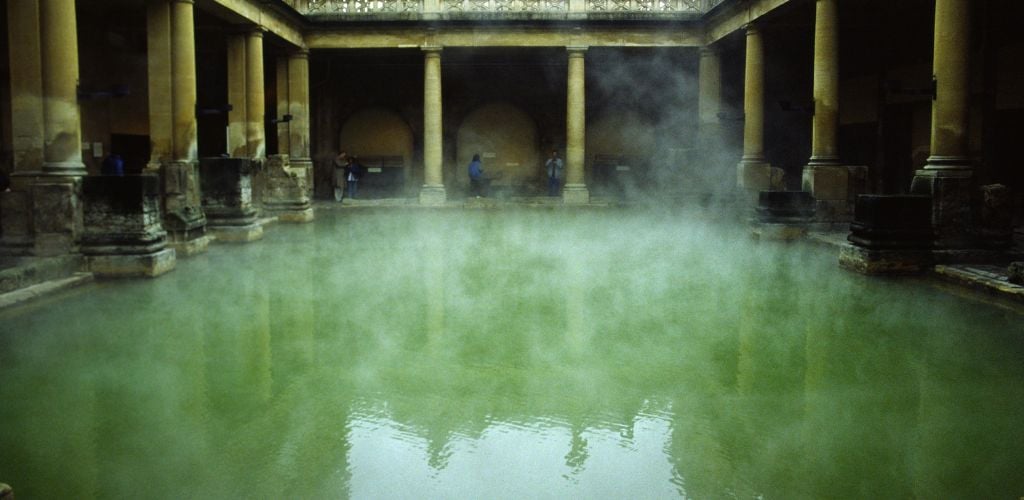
[245,256,274,405]
[423,225,447,344]
[269,224,317,392]
[565,257,590,350]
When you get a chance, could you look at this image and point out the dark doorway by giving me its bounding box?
[110,134,151,175]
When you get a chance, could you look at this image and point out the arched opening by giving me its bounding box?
[339,107,415,198]
[456,102,540,196]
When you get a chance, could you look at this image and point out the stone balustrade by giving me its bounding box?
[300,0,721,15]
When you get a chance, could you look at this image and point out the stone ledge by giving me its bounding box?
[85,248,176,279]
[933,264,1024,301]
[0,272,94,310]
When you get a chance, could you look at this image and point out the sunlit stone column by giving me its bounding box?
[227,33,248,157]
[146,1,173,170]
[910,0,973,245]
[288,50,313,184]
[801,0,850,217]
[6,0,45,174]
[697,46,722,158]
[246,29,266,161]
[564,46,590,204]
[171,0,198,162]
[40,0,84,175]
[276,56,290,154]
[737,24,778,199]
[420,46,446,205]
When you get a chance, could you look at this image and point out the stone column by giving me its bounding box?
[6,0,45,174]
[697,46,722,162]
[420,46,446,205]
[146,0,173,170]
[160,0,208,255]
[288,50,313,191]
[910,0,973,245]
[246,29,266,161]
[276,56,291,155]
[564,46,590,204]
[802,0,850,217]
[737,24,779,198]
[40,0,85,175]
[171,0,198,162]
[227,33,248,157]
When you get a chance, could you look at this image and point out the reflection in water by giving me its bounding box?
[1,210,1023,498]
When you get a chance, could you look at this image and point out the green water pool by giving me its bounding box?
[1,209,1022,498]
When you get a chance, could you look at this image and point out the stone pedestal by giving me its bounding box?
[562,184,590,205]
[31,178,82,256]
[840,194,934,275]
[80,175,176,278]
[910,168,972,247]
[737,161,783,201]
[262,154,313,222]
[976,184,1013,249]
[1,180,35,255]
[419,185,447,206]
[161,160,210,255]
[199,157,263,242]
[802,164,866,220]
[752,190,815,241]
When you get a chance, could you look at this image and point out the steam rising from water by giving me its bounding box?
[0,209,1022,498]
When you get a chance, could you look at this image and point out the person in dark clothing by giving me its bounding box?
[545,149,563,196]
[333,149,348,201]
[344,155,364,199]
[101,154,124,176]
[468,153,484,197]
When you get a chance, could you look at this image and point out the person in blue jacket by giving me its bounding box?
[468,153,484,197]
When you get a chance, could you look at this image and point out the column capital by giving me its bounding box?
[171,0,195,4]
[247,26,267,38]
[743,23,761,35]
[289,48,310,59]
[421,45,443,53]
[567,45,589,54]
[699,45,719,57]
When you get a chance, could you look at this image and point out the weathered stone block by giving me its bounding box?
[31,180,81,256]
[848,195,933,249]
[801,165,847,201]
[1,190,32,252]
[910,169,973,247]
[977,184,1013,249]
[419,185,447,206]
[756,191,815,223]
[1008,262,1024,285]
[261,154,313,223]
[839,243,932,275]
[562,184,590,205]
[160,160,208,249]
[737,161,784,193]
[79,175,175,278]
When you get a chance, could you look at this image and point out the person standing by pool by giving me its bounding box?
[468,153,484,198]
[345,155,364,199]
[545,149,563,196]
[333,150,348,201]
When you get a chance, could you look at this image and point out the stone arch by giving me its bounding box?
[456,102,540,192]
[339,107,415,195]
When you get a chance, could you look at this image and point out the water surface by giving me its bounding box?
[1,209,1022,498]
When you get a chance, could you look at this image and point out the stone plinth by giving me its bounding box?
[802,164,866,220]
[840,194,933,275]
[752,191,816,241]
[261,154,313,222]
[419,185,447,206]
[161,160,210,255]
[977,184,1013,249]
[80,175,176,278]
[199,157,263,242]
[910,168,972,248]
[562,184,590,205]
[737,161,784,202]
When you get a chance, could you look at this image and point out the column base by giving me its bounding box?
[271,207,314,223]
[419,185,447,206]
[802,164,867,221]
[208,223,264,243]
[167,233,212,257]
[910,167,973,248]
[839,243,932,275]
[562,184,590,204]
[737,161,783,201]
[85,248,176,278]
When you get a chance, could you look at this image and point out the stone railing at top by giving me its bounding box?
[299,0,726,16]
